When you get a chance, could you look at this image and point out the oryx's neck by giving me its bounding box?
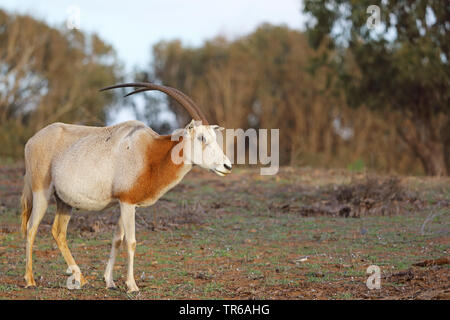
[116,135,191,205]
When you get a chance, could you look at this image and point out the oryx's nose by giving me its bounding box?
[224,163,232,171]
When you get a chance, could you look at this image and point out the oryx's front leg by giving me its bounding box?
[104,217,124,289]
[120,202,139,293]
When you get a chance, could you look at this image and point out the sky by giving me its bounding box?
[1,0,305,73]
[0,0,306,124]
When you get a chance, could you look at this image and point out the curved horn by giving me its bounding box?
[100,82,209,125]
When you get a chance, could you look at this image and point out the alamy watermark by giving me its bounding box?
[66,266,81,290]
[170,122,279,176]
[366,5,381,30]
[66,4,81,30]
[366,265,381,290]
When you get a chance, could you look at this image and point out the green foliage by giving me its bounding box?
[303,0,450,175]
[347,158,366,172]
[304,0,449,113]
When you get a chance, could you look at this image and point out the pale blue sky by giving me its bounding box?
[1,0,305,125]
[1,0,305,73]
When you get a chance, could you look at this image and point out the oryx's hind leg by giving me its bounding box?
[52,196,87,287]
[24,189,50,287]
[104,216,124,289]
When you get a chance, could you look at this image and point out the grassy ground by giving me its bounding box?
[0,164,448,299]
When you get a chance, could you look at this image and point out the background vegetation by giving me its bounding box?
[0,2,448,301]
[0,1,448,176]
[0,9,120,158]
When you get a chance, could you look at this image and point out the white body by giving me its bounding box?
[21,120,231,292]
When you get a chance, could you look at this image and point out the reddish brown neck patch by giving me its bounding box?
[117,135,187,204]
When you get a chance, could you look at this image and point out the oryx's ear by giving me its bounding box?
[186,119,196,130]
[211,125,224,131]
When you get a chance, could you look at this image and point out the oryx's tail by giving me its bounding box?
[21,173,33,237]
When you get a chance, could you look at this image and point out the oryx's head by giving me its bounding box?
[100,82,232,176]
[181,120,232,176]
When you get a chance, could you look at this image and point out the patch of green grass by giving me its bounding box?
[335,292,354,299]
[203,281,224,294]
[0,284,19,292]
[305,271,335,283]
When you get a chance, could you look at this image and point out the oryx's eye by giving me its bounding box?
[198,135,206,143]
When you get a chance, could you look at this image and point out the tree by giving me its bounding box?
[141,24,424,174]
[303,0,450,176]
[0,9,120,158]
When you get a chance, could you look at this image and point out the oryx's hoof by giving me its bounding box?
[24,274,36,288]
[106,281,118,290]
[126,280,139,293]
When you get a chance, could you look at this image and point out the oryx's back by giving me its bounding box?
[25,120,153,210]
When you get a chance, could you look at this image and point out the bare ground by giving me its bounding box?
[0,164,448,300]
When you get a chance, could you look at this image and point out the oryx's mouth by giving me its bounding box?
[211,169,230,176]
